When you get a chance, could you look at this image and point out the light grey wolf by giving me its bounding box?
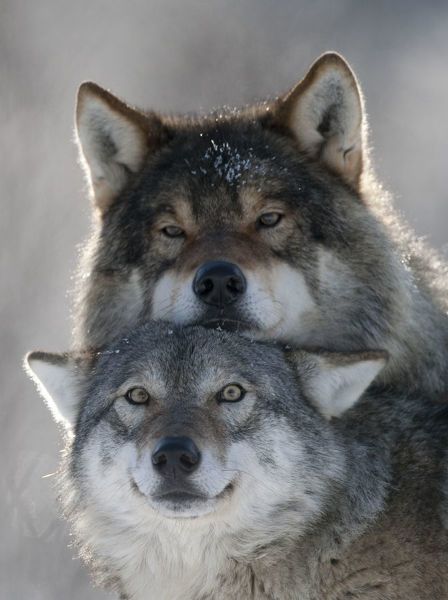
[26,324,448,599]
[72,52,448,401]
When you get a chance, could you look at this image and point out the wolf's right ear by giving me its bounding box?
[25,351,80,430]
[75,82,164,212]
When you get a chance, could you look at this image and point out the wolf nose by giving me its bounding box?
[151,436,201,475]
[193,260,247,307]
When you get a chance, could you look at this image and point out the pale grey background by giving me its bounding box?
[1,1,447,598]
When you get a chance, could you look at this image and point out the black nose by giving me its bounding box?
[192,260,246,307]
[152,436,201,475]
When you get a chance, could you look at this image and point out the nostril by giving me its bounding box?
[179,452,198,471]
[197,277,213,296]
[152,451,167,468]
[227,276,245,294]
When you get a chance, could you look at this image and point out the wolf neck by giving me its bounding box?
[313,241,448,400]
[373,216,448,399]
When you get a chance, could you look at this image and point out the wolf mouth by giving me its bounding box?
[132,478,235,517]
[153,482,235,505]
[200,318,256,333]
[153,490,207,503]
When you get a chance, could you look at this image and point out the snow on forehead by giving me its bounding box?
[185,137,272,186]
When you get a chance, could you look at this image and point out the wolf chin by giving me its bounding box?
[72,52,448,400]
[26,324,448,599]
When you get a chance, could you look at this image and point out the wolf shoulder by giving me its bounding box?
[315,395,448,599]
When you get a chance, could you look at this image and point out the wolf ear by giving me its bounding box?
[25,351,80,430]
[275,52,365,187]
[76,82,164,212]
[287,350,386,419]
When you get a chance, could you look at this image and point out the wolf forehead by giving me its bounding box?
[89,324,289,393]
[105,117,347,235]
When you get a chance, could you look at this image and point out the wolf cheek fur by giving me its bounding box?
[72,52,448,400]
[26,325,448,599]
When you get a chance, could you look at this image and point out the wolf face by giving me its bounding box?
[74,55,402,354]
[71,53,448,396]
[71,53,448,400]
[26,324,384,544]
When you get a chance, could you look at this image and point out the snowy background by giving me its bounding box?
[2,1,448,598]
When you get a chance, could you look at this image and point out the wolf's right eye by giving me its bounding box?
[125,387,150,405]
[161,225,184,238]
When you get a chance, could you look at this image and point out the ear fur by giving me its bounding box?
[276,52,365,187]
[288,350,387,419]
[25,351,80,430]
[75,82,163,212]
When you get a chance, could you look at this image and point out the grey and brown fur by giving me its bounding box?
[72,52,448,400]
[26,324,448,599]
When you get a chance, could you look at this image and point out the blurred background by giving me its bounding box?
[1,1,447,598]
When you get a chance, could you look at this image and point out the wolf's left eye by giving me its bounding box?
[219,384,246,403]
[257,212,282,228]
[125,387,150,405]
[161,225,184,238]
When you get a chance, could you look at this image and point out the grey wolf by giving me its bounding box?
[26,324,448,599]
[72,52,448,400]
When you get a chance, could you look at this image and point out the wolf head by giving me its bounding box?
[74,53,404,358]
[26,325,385,549]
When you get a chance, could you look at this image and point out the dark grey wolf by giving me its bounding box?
[26,324,448,599]
[73,52,448,400]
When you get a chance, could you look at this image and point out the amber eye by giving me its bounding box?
[125,387,150,405]
[161,225,184,238]
[219,384,245,403]
[257,212,283,228]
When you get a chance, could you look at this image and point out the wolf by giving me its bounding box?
[72,52,448,400]
[26,324,448,599]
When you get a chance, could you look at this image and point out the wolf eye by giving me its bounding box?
[257,212,282,228]
[125,387,150,405]
[219,384,245,403]
[161,225,184,238]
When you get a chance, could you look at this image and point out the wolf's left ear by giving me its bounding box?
[25,351,80,430]
[76,82,165,212]
[274,52,365,187]
[287,350,387,419]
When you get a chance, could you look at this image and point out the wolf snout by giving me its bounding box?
[193,260,246,307]
[151,436,201,476]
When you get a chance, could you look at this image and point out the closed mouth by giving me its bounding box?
[153,490,206,503]
[132,478,235,517]
[200,318,255,333]
[154,482,234,505]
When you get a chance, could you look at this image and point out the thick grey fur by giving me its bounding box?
[55,324,448,599]
[73,92,448,402]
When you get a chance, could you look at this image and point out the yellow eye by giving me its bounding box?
[125,387,150,405]
[258,212,282,228]
[161,225,184,238]
[220,384,245,403]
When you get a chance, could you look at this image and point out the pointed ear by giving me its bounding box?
[275,52,365,187]
[288,350,387,419]
[25,351,80,430]
[75,82,164,212]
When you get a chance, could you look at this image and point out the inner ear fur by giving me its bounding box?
[274,52,366,188]
[24,349,97,429]
[75,82,165,212]
[286,349,387,419]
